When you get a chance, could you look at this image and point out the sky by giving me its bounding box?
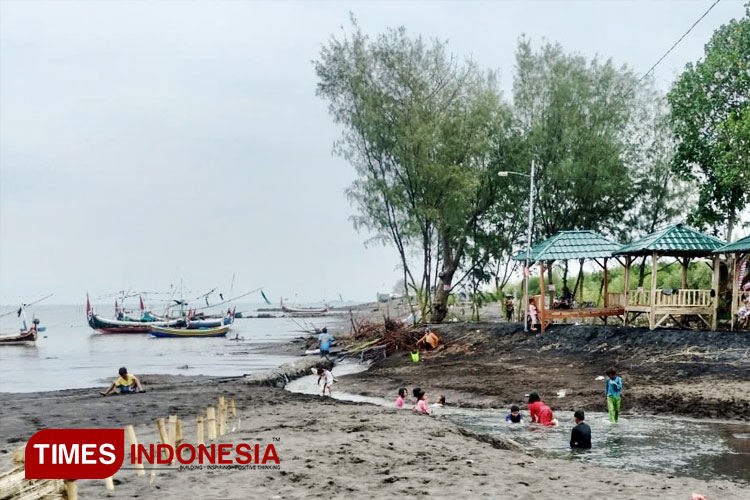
[0,0,747,305]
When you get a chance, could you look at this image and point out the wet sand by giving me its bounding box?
[1,378,746,500]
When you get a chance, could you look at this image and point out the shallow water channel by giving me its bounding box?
[286,361,750,484]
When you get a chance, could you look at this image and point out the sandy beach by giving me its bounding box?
[1,321,749,499]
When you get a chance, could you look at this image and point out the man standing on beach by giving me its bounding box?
[318,327,333,358]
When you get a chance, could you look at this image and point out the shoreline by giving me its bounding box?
[2,321,750,498]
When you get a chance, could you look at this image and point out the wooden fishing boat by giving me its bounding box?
[149,324,230,338]
[87,312,186,333]
[280,299,329,314]
[0,328,38,345]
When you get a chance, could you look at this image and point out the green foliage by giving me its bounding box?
[314,18,525,322]
[513,39,642,240]
[668,6,750,238]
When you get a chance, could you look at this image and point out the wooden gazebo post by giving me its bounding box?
[649,251,658,330]
[623,256,631,324]
[539,261,546,332]
[712,254,720,331]
[603,257,609,307]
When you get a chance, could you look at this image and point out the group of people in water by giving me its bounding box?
[395,367,623,449]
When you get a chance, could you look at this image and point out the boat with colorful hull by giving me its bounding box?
[87,312,186,334]
[149,324,230,338]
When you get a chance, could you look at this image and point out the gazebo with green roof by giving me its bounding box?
[512,231,625,333]
[714,234,750,330]
[614,223,726,330]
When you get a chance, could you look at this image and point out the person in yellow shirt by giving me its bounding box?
[100,366,144,395]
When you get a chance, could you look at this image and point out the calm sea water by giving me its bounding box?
[0,304,342,393]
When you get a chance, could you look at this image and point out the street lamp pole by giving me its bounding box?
[524,159,535,332]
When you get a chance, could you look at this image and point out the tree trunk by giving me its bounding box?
[637,255,648,287]
[727,210,736,243]
[430,236,460,323]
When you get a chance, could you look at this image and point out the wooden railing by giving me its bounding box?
[628,289,651,306]
[607,293,626,308]
[654,289,712,307]
[627,289,714,308]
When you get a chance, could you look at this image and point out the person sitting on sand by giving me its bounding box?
[505,405,523,423]
[570,410,591,449]
[100,367,144,396]
[415,389,431,415]
[317,367,335,396]
[395,387,408,408]
[528,392,557,426]
[416,329,440,349]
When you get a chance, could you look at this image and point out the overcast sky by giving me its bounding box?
[1,0,747,305]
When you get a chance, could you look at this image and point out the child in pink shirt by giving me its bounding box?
[528,298,539,331]
[416,390,431,415]
[395,387,407,408]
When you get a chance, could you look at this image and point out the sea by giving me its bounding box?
[0,303,343,393]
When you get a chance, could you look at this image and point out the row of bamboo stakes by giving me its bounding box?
[0,396,238,500]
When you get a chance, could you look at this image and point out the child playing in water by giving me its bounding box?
[605,368,623,422]
[431,395,445,409]
[317,367,336,396]
[528,392,557,426]
[570,410,591,449]
[415,389,431,415]
[505,405,523,423]
[395,387,408,408]
[100,367,144,395]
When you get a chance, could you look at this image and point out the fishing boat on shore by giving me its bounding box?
[186,307,235,329]
[149,324,230,338]
[280,298,329,315]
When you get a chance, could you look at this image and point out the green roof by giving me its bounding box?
[512,231,621,262]
[615,223,726,256]
[714,234,750,253]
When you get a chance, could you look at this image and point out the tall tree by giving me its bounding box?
[624,90,692,286]
[668,6,750,240]
[315,19,519,322]
[513,39,641,247]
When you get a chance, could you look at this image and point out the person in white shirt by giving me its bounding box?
[316,367,335,396]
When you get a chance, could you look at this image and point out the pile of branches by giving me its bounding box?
[347,317,422,355]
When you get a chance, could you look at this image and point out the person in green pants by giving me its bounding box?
[605,368,622,422]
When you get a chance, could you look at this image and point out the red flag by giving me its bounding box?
[86,295,92,316]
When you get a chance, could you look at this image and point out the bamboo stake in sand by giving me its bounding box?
[65,479,78,500]
[156,418,169,462]
[168,415,178,464]
[217,396,226,436]
[229,398,237,418]
[124,425,145,477]
[206,407,217,440]
[104,476,115,491]
[176,418,184,446]
[196,416,205,445]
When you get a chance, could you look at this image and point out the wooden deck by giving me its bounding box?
[533,293,625,333]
